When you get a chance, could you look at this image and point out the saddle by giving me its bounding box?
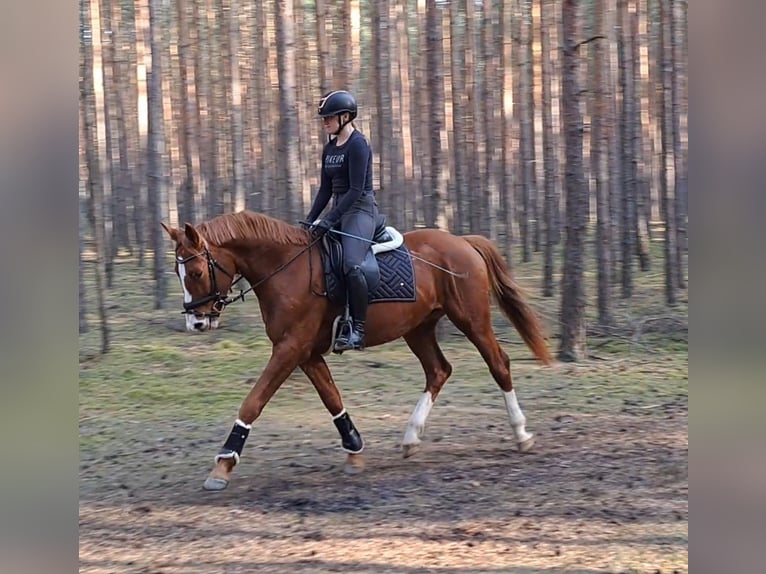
[318,214,416,308]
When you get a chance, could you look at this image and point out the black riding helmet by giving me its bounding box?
[317,90,358,120]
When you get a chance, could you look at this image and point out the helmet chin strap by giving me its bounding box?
[333,114,352,136]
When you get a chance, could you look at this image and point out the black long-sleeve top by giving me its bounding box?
[306,130,375,225]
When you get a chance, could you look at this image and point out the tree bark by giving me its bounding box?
[541,0,558,297]
[147,0,168,309]
[520,0,538,257]
[618,0,634,298]
[659,0,678,305]
[593,0,613,324]
[671,0,686,288]
[226,0,246,212]
[559,0,588,362]
[426,0,448,229]
[275,0,301,221]
[81,0,110,353]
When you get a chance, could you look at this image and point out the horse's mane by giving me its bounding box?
[196,210,309,247]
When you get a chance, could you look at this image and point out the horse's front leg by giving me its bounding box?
[300,355,366,475]
[203,344,303,491]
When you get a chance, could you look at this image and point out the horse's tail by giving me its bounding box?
[462,235,553,366]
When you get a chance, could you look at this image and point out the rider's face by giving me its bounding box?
[321,114,346,134]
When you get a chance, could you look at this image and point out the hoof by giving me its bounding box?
[343,454,365,475]
[517,436,536,453]
[402,443,421,458]
[203,477,229,491]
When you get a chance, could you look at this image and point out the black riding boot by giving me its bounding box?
[334,266,368,351]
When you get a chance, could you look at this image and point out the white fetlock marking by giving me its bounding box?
[402,392,434,446]
[503,389,533,443]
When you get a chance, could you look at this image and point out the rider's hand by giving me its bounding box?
[310,219,333,238]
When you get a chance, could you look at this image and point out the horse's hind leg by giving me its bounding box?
[401,320,453,458]
[447,305,535,453]
[300,354,366,474]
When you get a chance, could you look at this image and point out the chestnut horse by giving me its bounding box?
[161,210,552,491]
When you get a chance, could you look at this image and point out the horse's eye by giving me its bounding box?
[190,271,203,280]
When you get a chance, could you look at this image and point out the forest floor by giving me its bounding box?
[80,246,687,574]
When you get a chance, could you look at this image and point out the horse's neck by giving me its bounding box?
[229,237,300,287]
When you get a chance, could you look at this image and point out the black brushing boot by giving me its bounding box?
[334,266,368,352]
[332,410,364,453]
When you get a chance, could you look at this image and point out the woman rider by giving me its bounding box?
[305,90,381,352]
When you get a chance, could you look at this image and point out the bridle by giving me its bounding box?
[175,246,244,320]
[175,234,324,320]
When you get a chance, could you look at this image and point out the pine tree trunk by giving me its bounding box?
[618,0,634,298]
[512,0,528,261]
[108,0,133,254]
[226,0,246,212]
[160,5,178,227]
[559,0,587,362]
[671,0,686,288]
[315,0,331,94]
[395,0,415,230]
[521,0,538,256]
[216,0,233,214]
[147,0,168,309]
[482,0,500,242]
[631,1,651,271]
[177,0,205,224]
[81,0,110,353]
[134,0,152,265]
[607,0,622,284]
[593,0,613,325]
[449,0,468,234]
[387,1,407,229]
[79,197,89,334]
[426,0,447,229]
[204,0,223,217]
[250,0,270,211]
[500,0,514,257]
[350,1,361,95]
[464,0,480,233]
[373,0,393,202]
[99,0,122,281]
[275,0,300,221]
[79,110,89,334]
[541,0,558,297]
[88,0,115,289]
[659,0,677,305]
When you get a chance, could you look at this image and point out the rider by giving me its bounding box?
[305,90,379,351]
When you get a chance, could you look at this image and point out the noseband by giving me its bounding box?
[176,246,243,318]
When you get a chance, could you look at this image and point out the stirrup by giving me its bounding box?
[334,329,365,351]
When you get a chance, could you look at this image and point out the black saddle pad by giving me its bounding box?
[323,245,416,306]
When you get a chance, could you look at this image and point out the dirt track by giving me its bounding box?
[79,381,687,574]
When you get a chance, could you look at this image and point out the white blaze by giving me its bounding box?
[402,392,434,446]
[177,262,192,303]
[178,262,209,331]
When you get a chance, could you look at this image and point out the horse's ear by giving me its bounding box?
[160,222,179,242]
[184,222,203,248]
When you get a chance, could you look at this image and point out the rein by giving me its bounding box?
[177,235,322,316]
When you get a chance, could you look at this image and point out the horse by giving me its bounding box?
[161,210,553,491]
